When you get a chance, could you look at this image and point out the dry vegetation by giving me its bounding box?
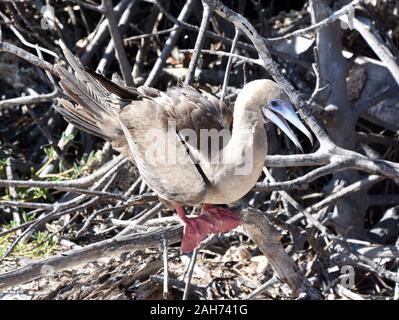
[1,0,399,300]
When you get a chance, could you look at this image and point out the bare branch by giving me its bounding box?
[185,0,214,85]
[351,16,399,86]
[145,0,195,86]
[265,0,361,44]
[0,41,57,75]
[0,225,182,291]
[101,0,134,86]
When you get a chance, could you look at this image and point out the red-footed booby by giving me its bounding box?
[55,42,312,253]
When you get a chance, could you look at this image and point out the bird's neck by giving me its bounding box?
[227,108,267,171]
[204,109,267,204]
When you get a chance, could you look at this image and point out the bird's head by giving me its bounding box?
[261,97,313,152]
[236,79,313,152]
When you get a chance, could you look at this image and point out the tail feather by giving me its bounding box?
[56,65,116,118]
[59,41,113,101]
[54,99,108,140]
[55,41,136,148]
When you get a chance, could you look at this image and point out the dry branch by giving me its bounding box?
[0,225,182,291]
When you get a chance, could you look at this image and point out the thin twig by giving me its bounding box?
[162,237,169,300]
[0,41,56,75]
[183,248,199,300]
[265,0,361,44]
[101,0,134,86]
[185,1,214,85]
[145,0,195,86]
[220,28,240,102]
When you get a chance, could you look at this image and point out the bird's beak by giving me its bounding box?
[262,101,313,152]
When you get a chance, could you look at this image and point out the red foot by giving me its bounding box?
[175,205,241,253]
[180,215,212,253]
[200,207,241,234]
[176,206,211,253]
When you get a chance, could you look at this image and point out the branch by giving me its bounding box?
[101,0,134,86]
[255,161,351,192]
[145,0,195,86]
[0,41,57,75]
[351,16,399,86]
[240,207,323,299]
[80,0,131,64]
[0,90,58,109]
[265,0,361,44]
[0,155,125,190]
[220,28,241,102]
[0,225,182,291]
[185,0,214,85]
[310,175,384,213]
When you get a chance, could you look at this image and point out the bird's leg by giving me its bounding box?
[176,206,212,253]
[200,203,241,234]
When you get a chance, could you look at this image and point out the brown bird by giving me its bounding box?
[55,42,312,253]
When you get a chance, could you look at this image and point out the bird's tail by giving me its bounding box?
[55,41,139,143]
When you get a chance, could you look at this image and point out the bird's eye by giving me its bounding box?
[270,100,279,107]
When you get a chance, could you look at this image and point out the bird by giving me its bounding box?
[55,41,313,253]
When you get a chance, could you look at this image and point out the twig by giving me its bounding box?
[145,0,195,86]
[131,5,160,84]
[286,174,383,225]
[265,0,361,44]
[310,175,384,213]
[350,16,399,86]
[243,276,279,300]
[180,49,261,66]
[0,200,52,210]
[355,85,398,116]
[0,90,58,109]
[220,28,240,102]
[264,168,328,234]
[70,0,103,13]
[150,274,208,298]
[357,132,399,149]
[185,0,214,85]
[0,155,125,189]
[0,41,56,75]
[5,160,20,229]
[75,177,146,237]
[0,158,127,261]
[183,248,199,300]
[124,27,179,43]
[80,0,131,64]
[0,11,59,58]
[162,237,169,300]
[96,0,137,74]
[255,161,351,192]
[101,0,134,86]
[116,203,164,238]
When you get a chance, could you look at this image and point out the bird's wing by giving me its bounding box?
[150,85,233,162]
[118,85,233,205]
